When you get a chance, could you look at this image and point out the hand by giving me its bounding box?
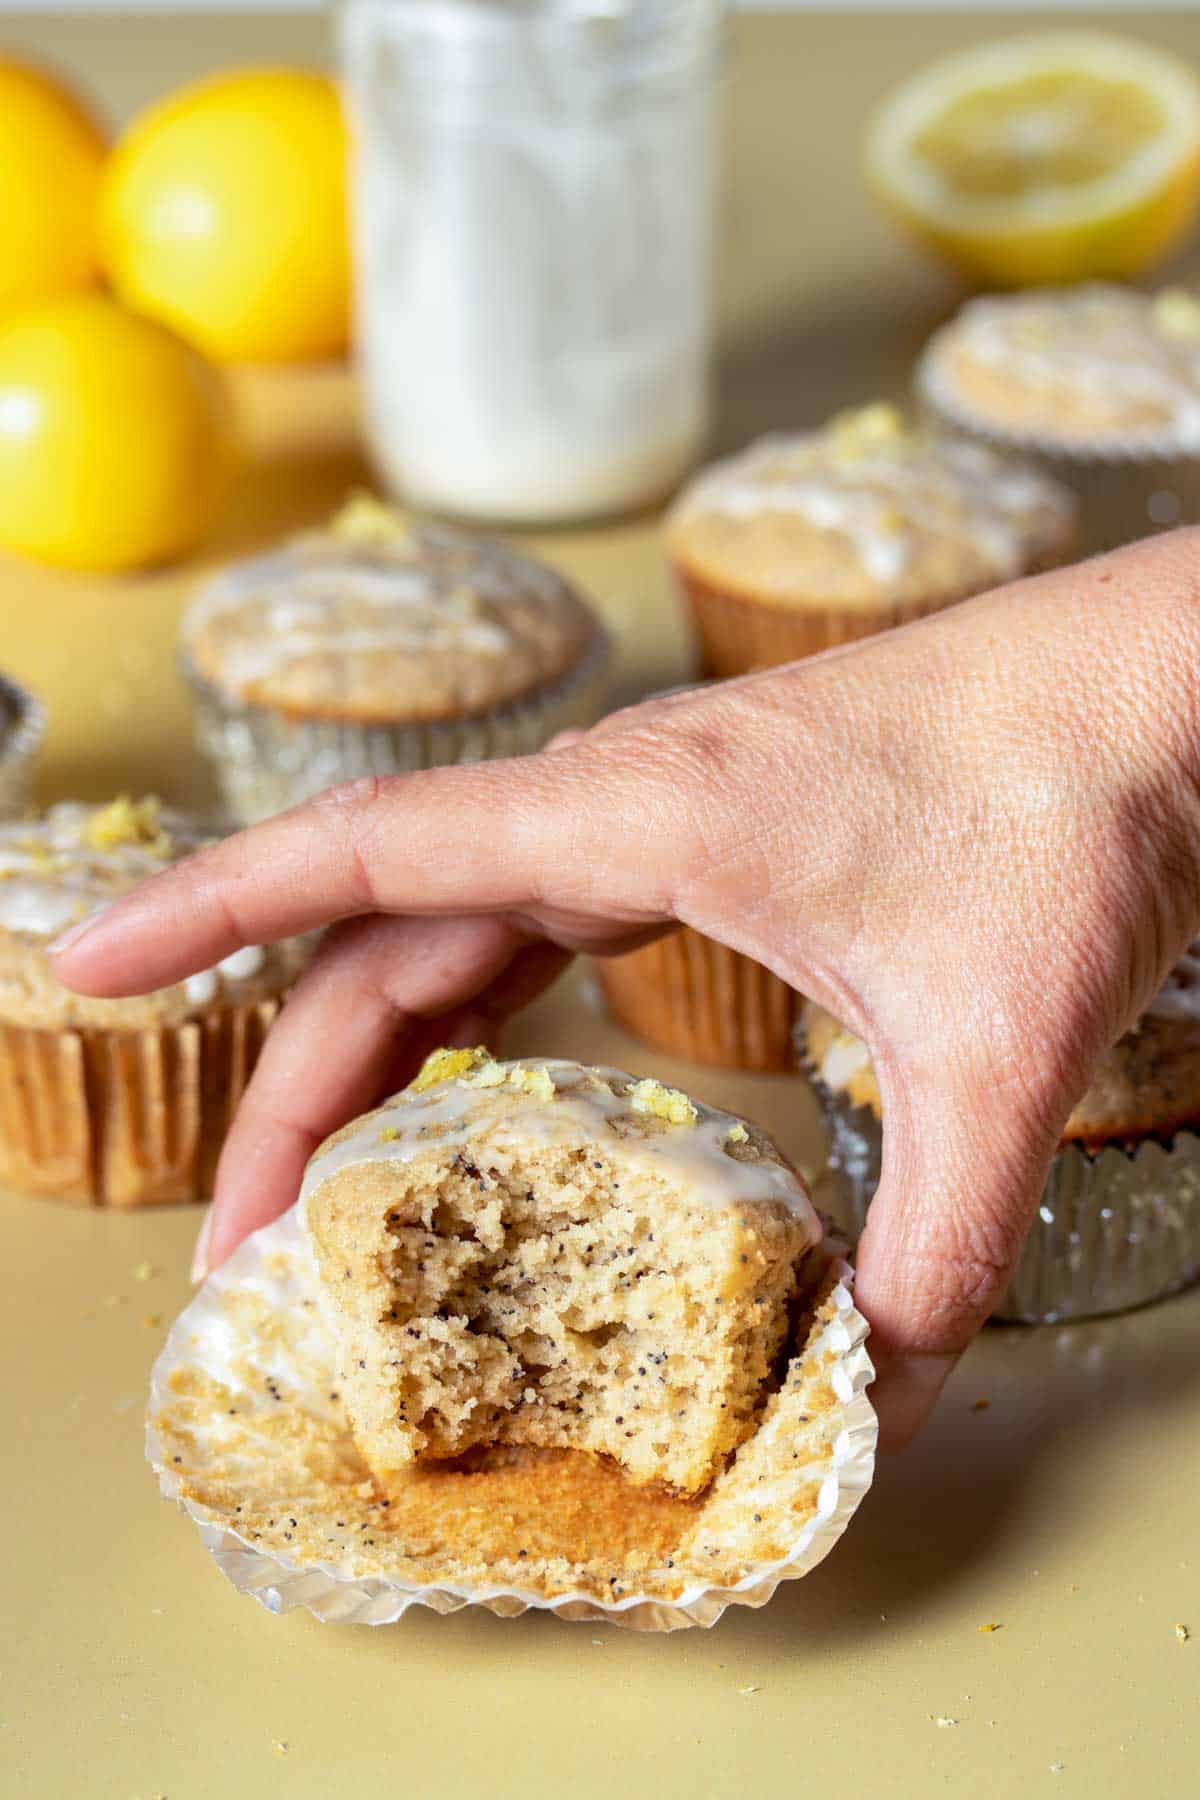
[52,530,1200,1447]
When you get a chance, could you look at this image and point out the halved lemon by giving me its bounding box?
[866,32,1200,287]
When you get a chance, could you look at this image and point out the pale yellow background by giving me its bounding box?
[2,13,1199,1799]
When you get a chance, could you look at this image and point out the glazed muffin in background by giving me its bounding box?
[300,1048,822,1498]
[665,403,1078,677]
[179,496,610,823]
[918,285,1200,553]
[0,799,307,1207]
[799,962,1200,1324]
[0,673,44,818]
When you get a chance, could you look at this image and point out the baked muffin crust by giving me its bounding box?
[666,404,1077,609]
[920,286,1200,452]
[181,498,604,724]
[803,946,1200,1148]
[0,799,304,1030]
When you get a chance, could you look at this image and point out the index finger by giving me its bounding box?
[49,750,682,997]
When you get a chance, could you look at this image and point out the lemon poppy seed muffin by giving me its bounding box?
[300,1049,821,1497]
[0,798,306,1206]
[180,496,609,822]
[919,285,1200,551]
[0,672,44,818]
[666,404,1078,676]
[801,957,1200,1322]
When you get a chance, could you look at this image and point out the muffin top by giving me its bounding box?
[920,285,1200,453]
[0,798,305,1030]
[180,497,605,723]
[803,947,1200,1148]
[301,1047,820,1230]
[665,405,1077,609]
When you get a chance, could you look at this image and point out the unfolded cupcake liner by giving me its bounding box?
[0,1000,279,1207]
[677,568,938,679]
[597,929,802,1071]
[180,624,610,825]
[917,356,1200,559]
[804,1062,1200,1324]
[0,673,45,818]
[146,1206,877,1631]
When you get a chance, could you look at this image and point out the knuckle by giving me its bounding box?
[307,775,402,910]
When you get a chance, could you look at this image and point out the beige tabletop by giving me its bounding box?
[2,11,1199,1799]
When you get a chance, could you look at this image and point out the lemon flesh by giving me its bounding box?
[867,32,1200,287]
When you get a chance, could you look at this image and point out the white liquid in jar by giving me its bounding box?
[341,0,721,524]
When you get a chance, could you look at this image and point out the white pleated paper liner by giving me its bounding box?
[0,672,44,818]
[803,1058,1200,1325]
[147,1207,877,1632]
[179,620,610,826]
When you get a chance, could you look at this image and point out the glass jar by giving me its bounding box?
[340,0,723,524]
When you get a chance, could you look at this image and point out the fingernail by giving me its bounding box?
[871,1351,958,1453]
[48,904,110,959]
[190,1205,216,1286]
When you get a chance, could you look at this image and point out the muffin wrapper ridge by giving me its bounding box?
[917,361,1200,560]
[804,1064,1200,1323]
[0,1000,280,1208]
[598,929,802,1071]
[180,624,611,825]
[0,673,45,818]
[146,1207,877,1631]
[678,569,936,679]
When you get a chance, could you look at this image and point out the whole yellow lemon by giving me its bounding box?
[0,57,107,316]
[0,294,233,571]
[99,67,350,364]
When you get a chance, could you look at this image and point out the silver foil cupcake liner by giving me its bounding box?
[180,624,610,824]
[916,353,1200,559]
[0,672,44,817]
[147,1206,876,1631]
[805,1065,1200,1324]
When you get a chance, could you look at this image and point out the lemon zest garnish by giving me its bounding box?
[831,402,906,458]
[1154,288,1200,339]
[727,1122,749,1145]
[410,1046,492,1092]
[331,492,414,553]
[504,1064,556,1103]
[85,796,172,857]
[629,1079,698,1126]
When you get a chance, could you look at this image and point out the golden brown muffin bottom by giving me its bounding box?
[0,1002,279,1206]
[599,928,802,1071]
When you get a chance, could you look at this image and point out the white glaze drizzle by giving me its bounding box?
[0,804,268,1007]
[183,945,266,1006]
[183,520,572,692]
[674,425,1070,584]
[928,285,1200,449]
[299,1058,820,1233]
[817,1031,872,1093]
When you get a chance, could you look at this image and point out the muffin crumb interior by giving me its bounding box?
[303,1055,815,1498]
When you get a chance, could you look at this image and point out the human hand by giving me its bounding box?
[51,530,1200,1446]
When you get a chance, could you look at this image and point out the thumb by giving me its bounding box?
[853,1057,1063,1450]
